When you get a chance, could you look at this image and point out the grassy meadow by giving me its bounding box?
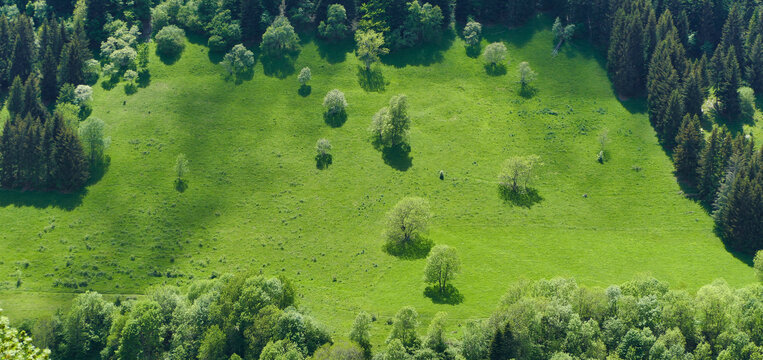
[0,15,759,343]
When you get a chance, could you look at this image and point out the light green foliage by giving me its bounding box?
[739,86,756,120]
[422,311,447,352]
[198,325,226,360]
[370,94,410,147]
[385,197,430,246]
[483,42,507,66]
[461,321,489,360]
[175,153,189,181]
[755,251,763,281]
[424,245,460,291]
[349,311,372,354]
[518,61,536,88]
[0,312,50,359]
[260,339,304,360]
[387,306,419,349]
[74,85,93,105]
[83,59,101,84]
[404,1,443,43]
[54,102,81,129]
[110,46,137,69]
[116,301,164,360]
[323,89,347,115]
[223,44,255,76]
[62,292,115,360]
[355,30,389,70]
[207,10,241,52]
[155,25,186,57]
[316,138,331,157]
[498,155,542,193]
[318,4,348,40]
[124,70,138,83]
[298,67,311,86]
[312,342,364,360]
[381,339,409,360]
[261,16,300,57]
[79,117,111,167]
[463,21,482,47]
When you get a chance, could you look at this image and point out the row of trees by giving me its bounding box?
[22,271,763,360]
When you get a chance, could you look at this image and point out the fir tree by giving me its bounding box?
[0,15,11,88]
[22,76,47,121]
[9,15,36,84]
[58,37,88,87]
[717,46,741,119]
[55,124,89,190]
[673,114,704,179]
[746,34,763,92]
[41,45,59,103]
[683,63,705,117]
[647,38,680,144]
[5,76,24,119]
[698,127,733,201]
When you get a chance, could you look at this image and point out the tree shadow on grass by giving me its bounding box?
[157,49,182,65]
[316,36,354,64]
[485,63,507,76]
[381,143,412,171]
[0,188,86,211]
[316,154,332,169]
[324,110,347,127]
[86,157,110,186]
[137,71,151,88]
[100,77,118,91]
[465,44,481,58]
[174,179,188,192]
[298,85,312,97]
[262,54,297,79]
[383,237,433,259]
[356,66,386,92]
[518,86,537,99]
[424,284,464,305]
[226,69,255,85]
[499,186,543,208]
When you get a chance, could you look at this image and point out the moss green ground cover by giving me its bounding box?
[0,16,758,343]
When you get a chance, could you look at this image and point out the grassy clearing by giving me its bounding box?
[0,15,758,342]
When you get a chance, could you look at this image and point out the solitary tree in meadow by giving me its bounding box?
[355,30,389,71]
[499,155,542,193]
[552,17,575,56]
[78,117,110,168]
[483,42,507,69]
[175,153,189,184]
[385,197,430,247]
[424,245,461,293]
[323,89,347,116]
[315,138,332,168]
[518,61,536,89]
[370,94,411,148]
[298,67,311,87]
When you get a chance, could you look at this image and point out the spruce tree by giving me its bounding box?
[9,15,36,85]
[0,119,16,187]
[673,114,704,179]
[722,152,763,253]
[647,39,679,144]
[55,124,89,190]
[41,45,59,103]
[0,15,11,89]
[22,76,47,121]
[746,34,763,92]
[58,38,87,87]
[698,127,732,201]
[5,76,24,119]
[717,46,741,119]
[683,64,705,117]
[643,9,657,64]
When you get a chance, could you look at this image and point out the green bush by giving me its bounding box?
[155,25,185,57]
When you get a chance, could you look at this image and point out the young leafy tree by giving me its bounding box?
[61,292,115,360]
[551,17,575,55]
[483,42,507,68]
[260,16,300,58]
[498,155,542,193]
[223,44,255,76]
[385,197,430,246]
[318,4,349,40]
[673,114,704,179]
[374,94,410,147]
[175,153,189,183]
[315,138,332,168]
[355,30,388,71]
[755,251,763,282]
[198,325,227,360]
[424,245,460,293]
[116,301,163,360]
[323,89,348,116]
[463,20,482,48]
[387,306,420,350]
[518,61,536,89]
[78,117,110,168]
[298,67,311,87]
[155,25,186,57]
[349,311,372,357]
[423,312,447,353]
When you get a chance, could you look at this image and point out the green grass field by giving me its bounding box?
[0,15,759,342]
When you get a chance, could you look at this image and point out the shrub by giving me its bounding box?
[323,89,347,115]
[261,16,300,57]
[298,67,311,86]
[155,25,185,57]
[463,20,482,48]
